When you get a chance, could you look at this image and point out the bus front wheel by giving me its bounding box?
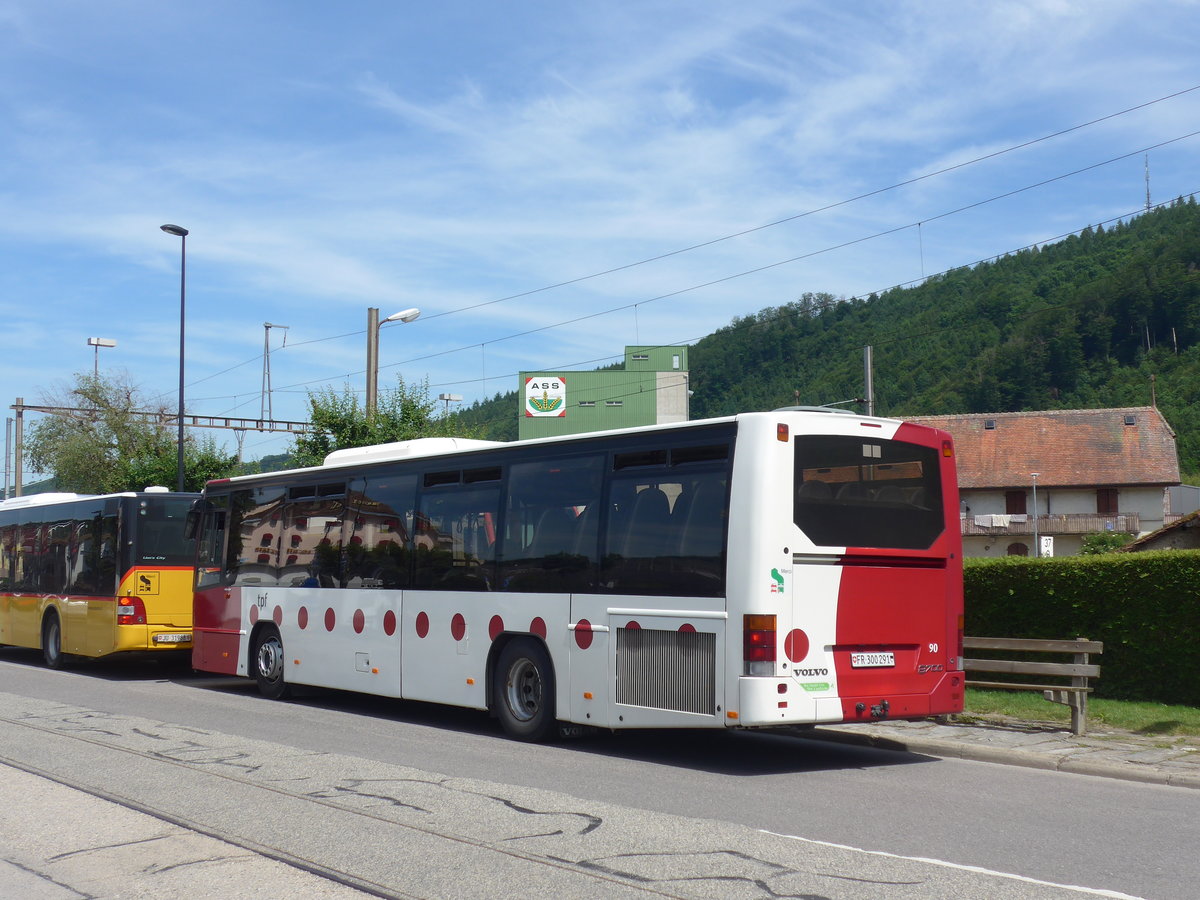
[493,639,556,742]
[252,627,291,700]
[41,613,69,670]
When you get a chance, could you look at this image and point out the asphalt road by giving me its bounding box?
[1,649,1196,899]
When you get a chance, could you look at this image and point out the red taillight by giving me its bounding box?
[777,424,789,442]
[942,439,953,458]
[117,596,147,626]
[744,614,776,674]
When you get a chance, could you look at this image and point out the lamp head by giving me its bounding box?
[384,307,421,324]
[160,224,189,237]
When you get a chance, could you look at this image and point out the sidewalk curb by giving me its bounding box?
[805,727,1200,790]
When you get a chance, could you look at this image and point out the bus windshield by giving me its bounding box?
[132,495,197,566]
[793,434,944,549]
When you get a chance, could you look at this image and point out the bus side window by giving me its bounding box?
[672,474,727,595]
[499,453,602,593]
[0,523,14,590]
[343,471,417,590]
[413,486,500,591]
[225,487,285,586]
[195,505,227,589]
[17,520,43,592]
[280,489,345,588]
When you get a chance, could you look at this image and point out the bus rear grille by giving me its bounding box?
[615,627,716,715]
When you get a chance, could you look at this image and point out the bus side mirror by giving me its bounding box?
[184,499,213,540]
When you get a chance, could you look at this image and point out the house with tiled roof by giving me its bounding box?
[910,407,1181,557]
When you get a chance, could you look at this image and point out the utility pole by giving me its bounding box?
[863,345,875,416]
[261,322,289,423]
[3,416,10,500]
[13,398,23,497]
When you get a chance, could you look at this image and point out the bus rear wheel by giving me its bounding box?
[252,627,291,700]
[493,639,556,742]
[42,612,70,670]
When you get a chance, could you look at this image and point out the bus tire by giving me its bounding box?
[41,612,69,670]
[252,626,291,700]
[493,639,556,742]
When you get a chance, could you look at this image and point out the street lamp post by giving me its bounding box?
[1031,472,1040,557]
[87,337,116,376]
[366,306,421,417]
[160,224,189,491]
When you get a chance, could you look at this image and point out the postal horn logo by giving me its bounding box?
[525,376,567,417]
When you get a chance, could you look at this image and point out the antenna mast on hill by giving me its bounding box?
[1145,154,1152,213]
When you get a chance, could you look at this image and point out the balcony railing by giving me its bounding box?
[961,513,1140,536]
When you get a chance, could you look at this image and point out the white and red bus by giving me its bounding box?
[190,409,963,740]
[0,490,198,668]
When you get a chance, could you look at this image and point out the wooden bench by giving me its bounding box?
[963,637,1102,735]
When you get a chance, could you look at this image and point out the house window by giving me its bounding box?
[1005,491,1027,515]
[1006,542,1029,557]
[1097,488,1118,515]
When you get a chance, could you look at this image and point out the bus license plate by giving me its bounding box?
[851,651,895,668]
[154,633,191,644]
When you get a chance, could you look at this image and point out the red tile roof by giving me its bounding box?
[909,407,1180,489]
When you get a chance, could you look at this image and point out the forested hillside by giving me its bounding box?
[460,198,1200,476]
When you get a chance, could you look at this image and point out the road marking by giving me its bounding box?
[761,830,1145,899]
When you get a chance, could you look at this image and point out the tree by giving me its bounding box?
[24,372,238,493]
[1079,532,1136,555]
[289,377,481,469]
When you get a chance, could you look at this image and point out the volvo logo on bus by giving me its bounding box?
[795,667,829,677]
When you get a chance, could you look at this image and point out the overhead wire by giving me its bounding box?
[423,191,1199,401]
[263,126,1200,397]
[162,86,1200,417]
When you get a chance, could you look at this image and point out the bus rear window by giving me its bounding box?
[133,496,198,565]
[793,435,944,549]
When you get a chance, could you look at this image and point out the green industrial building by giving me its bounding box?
[518,346,690,440]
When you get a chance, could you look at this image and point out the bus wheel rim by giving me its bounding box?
[257,637,283,681]
[504,657,542,722]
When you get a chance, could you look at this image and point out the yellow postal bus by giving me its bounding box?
[0,489,198,667]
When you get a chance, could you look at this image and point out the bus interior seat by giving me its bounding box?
[874,485,906,504]
[797,479,833,500]
[677,480,726,558]
[615,486,673,560]
[527,506,579,559]
[836,481,872,501]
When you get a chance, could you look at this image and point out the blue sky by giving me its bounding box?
[3,1,1199,478]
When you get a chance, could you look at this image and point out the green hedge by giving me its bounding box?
[963,551,1200,707]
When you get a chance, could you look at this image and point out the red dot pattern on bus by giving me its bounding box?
[574,619,593,649]
[246,604,703,653]
[784,628,810,663]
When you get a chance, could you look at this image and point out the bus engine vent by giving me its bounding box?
[616,626,716,716]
